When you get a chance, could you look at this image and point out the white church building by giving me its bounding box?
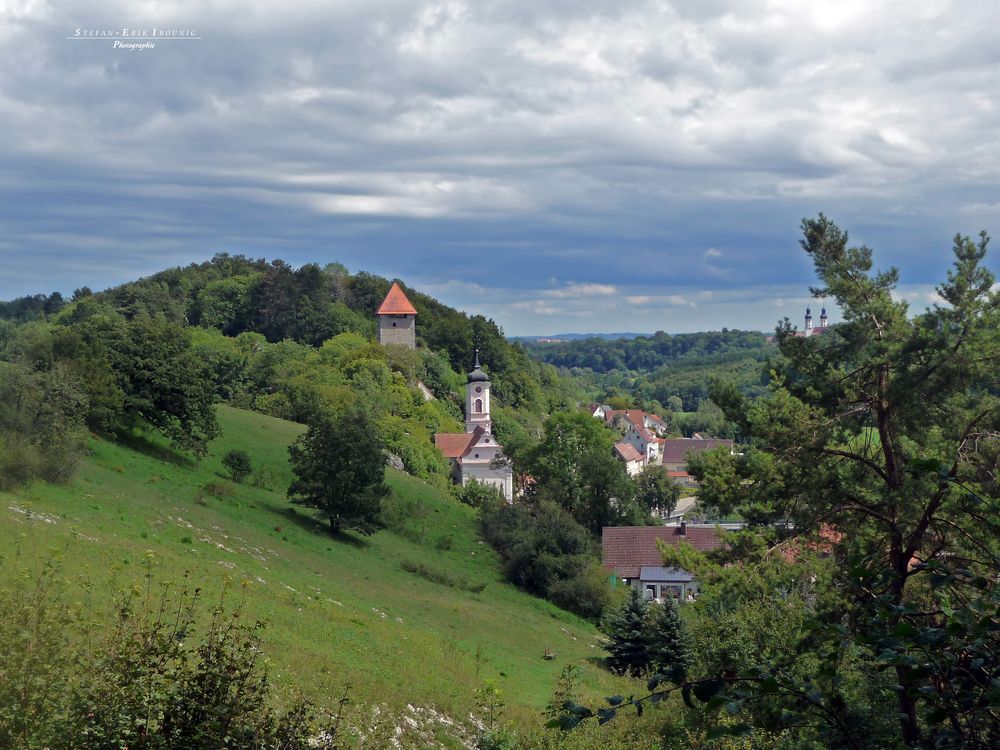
[433,352,514,502]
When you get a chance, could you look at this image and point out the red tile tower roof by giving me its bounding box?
[376,282,418,316]
[602,525,725,578]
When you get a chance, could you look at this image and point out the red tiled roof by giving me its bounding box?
[376,282,418,316]
[602,526,725,578]
[660,438,734,464]
[434,432,476,458]
[614,442,643,462]
[778,524,843,563]
[667,470,689,478]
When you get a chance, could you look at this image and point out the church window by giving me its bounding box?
[475,386,482,393]
[392,322,397,327]
[474,398,483,413]
[474,453,480,458]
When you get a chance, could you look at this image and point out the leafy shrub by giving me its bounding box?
[0,437,43,490]
[0,361,88,489]
[202,480,235,499]
[454,477,505,509]
[546,561,615,621]
[0,561,345,749]
[222,448,253,482]
[479,502,608,619]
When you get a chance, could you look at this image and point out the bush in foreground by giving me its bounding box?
[0,560,342,750]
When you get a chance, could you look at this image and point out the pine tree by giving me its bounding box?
[603,587,651,676]
[646,595,692,682]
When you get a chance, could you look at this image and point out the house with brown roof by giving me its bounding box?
[619,417,665,465]
[613,441,644,476]
[660,438,735,473]
[602,523,727,601]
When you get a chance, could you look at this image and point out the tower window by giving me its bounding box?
[392,322,397,327]
[475,386,482,393]
[474,398,483,413]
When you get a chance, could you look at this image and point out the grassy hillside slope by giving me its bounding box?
[0,405,633,727]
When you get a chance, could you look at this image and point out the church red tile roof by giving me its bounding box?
[376,282,418,316]
[602,525,725,578]
[434,432,476,458]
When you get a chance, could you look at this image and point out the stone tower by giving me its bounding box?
[819,307,828,328]
[465,350,491,433]
[804,306,813,333]
[376,281,417,349]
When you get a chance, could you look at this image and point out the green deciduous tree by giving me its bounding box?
[113,317,221,455]
[287,406,389,535]
[634,465,682,518]
[527,412,642,534]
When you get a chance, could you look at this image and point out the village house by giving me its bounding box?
[602,523,729,602]
[613,441,644,477]
[592,406,731,485]
[659,438,736,483]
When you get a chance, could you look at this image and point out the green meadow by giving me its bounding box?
[0,405,637,728]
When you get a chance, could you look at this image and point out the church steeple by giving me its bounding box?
[819,307,828,328]
[804,306,813,332]
[465,349,491,433]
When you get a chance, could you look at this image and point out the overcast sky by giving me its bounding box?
[2,1,998,335]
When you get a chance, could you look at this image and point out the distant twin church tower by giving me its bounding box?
[375,282,513,501]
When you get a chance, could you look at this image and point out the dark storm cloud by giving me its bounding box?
[1,0,999,333]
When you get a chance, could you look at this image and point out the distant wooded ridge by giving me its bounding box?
[519,329,772,375]
[510,330,766,342]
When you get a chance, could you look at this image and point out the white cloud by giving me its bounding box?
[546,282,618,298]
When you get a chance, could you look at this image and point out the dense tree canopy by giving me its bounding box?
[525,412,645,534]
[287,405,390,535]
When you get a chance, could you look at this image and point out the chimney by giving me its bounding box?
[679,521,687,536]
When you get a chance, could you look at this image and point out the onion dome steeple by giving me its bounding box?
[467,349,489,383]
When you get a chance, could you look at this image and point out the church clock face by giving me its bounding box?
[475,386,482,393]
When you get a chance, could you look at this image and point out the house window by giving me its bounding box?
[474,398,483,413]
[392,322,397,327]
